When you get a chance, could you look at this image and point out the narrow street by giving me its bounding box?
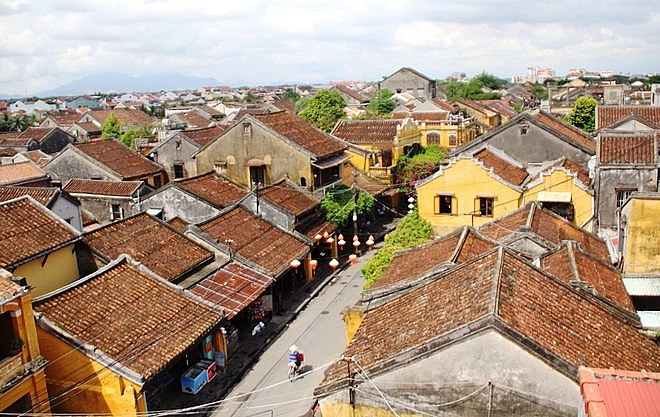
[211,248,375,417]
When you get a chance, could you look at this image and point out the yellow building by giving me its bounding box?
[34,256,225,415]
[620,193,660,274]
[0,196,82,299]
[0,269,51,415]
[416,150,526,236]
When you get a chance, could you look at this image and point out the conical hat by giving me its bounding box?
[289,344,299,351]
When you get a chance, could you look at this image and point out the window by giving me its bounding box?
[427,132,440,145]
[250,166,265,187]
[449,134,457,146]
[173,163,184,179]
[478,197,494,217]
[519,123,529,135]
[300,177,307,187]
[243,121,252,135]
[434,194,454,215]
[110,204,123,221]
[616,188,635,208]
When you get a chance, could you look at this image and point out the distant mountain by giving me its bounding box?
[4,72,220,99]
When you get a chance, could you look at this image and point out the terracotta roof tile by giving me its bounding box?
[0,161,49,186]
[75,139,164,179]
[85,108,155,126]
[64,178,143,197]
[331,119,400,144]
[18,149,52,166]
[0,274,23,301]
[478,202,610,262]
[174,111,212,129]
[182,126,226,147]
[597,105,660,130]
[561,158,592,186]
[167,216,189,231]
[259,181,319,216]
[541,242,635,311]
[473,149,528,186]
[340,164,390,197]
[0,196,80,268]
[190,262,273,319]
[0,186,59,206]
[199,206,309,277]
[18,127,56,142]
[34,257,223,382]
[598,132,657,164]
[44,112,82,126]
[177,171,248,208]
[321,248,660,388]
[534,111,596,151]
[83,213,214,282]
[253,111,347,158]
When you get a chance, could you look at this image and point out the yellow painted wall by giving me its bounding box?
[36,327,146,416]
[320,401,421,417]
[14,244,80,299]
[416,158,522,236]
[524,169,593,227]
[623,198,660,274]
[342,308,364,345]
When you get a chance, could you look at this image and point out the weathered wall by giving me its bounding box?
[622,197,660,274]
[14,245,80,298]
[525,169,593,227]
[137,186,220,224]
[44,151,120,184]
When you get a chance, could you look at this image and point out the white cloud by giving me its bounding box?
[1,0,658,95]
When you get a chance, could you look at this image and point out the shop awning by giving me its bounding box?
[312,152,351,169]
[537,191,571,203]
[190,263,273,319]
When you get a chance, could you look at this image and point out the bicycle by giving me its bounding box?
[288,361,300,381]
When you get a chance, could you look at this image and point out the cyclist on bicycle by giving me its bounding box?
[288,345,304,377]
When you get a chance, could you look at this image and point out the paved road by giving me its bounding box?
[212,253,371,417]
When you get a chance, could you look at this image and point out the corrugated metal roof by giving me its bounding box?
[638,311,660,331]
[623,277,660,296]
[580,367,660,417]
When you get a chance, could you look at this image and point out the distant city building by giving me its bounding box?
[511,66,555,84]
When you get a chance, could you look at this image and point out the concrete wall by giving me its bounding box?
[195,120,312,189]
[45,151,121,184]
[381,69,435,100]
[50,197,83,231]
[137,186,220,224]
[74,195,133,225]
[152,136,199,180]
[319,330,579,417]
[241,194,295,231]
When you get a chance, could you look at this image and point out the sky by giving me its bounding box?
[1,0,659,96]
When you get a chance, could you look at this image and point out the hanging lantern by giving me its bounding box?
[290,259,301,270]
[353,235,359,242]
[329,258,339,272]
[323,231,329,240]
[338,234,344,241]
[349,254,357,265]
[352,239,361,253]
[314,234,322,244]
[366,235,374,250]
[338,238,346,251]
[326,236,335,245]
[310,259,318,275]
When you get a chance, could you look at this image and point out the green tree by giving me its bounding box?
[442,79,502,101]
[282,88,300,102]
[119,123,155,149]
[366,89,395,116]
[472,71,507,90]
[394,144,449,194]
[321,184,374,228]
[100,112,122,139]
[566,96,598,133]
[362,208,434,289]
[298,89,346,132]
[243,91,258,103]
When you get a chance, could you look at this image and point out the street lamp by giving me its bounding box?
[408,196,415,214]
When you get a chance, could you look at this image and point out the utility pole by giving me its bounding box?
[352,171,358,238]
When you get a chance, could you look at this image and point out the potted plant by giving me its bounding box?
[9,337,24,355]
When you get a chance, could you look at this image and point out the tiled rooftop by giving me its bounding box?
[540,241,635,312]
[0,186,59,206]
[473,148,528,186]
[0,160,48,186]
[0,273,23,302]
[34,256,223,383]
[64,178,143,197]
[331,119,400,144]
[75,139,164,179]
[340,163,390,196]
[534,111,596,151]
[182,126,226,147]
[597,105,660,130]
[0,196,80,268]
[598,132,657,164]
[176,171,248,208]
[320,248,660,388]
[199,206,310,277]
[83,212,214,282]
[253,111,347,158]
[259,180,319,217]
[85,108,155,126]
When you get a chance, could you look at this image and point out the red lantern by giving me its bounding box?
[349,254,357,265]
[310,259,318,275]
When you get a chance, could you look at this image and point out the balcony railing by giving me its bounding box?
[0,352,25,389]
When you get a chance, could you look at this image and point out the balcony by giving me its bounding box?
[0,352,25,389]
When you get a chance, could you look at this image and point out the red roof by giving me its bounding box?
[580,367,660,417]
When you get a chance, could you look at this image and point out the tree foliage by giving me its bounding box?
[298,89,346,132]
[100,112,122,139]
[321,184,374,228]
[565,96,598,133]
[0,113,36,132]
[472,71,507,90]
[282,88,300,102]
[362,208,434,289]
[394,144,449,194]
[366,89,395,116]
[443,72,505,101]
